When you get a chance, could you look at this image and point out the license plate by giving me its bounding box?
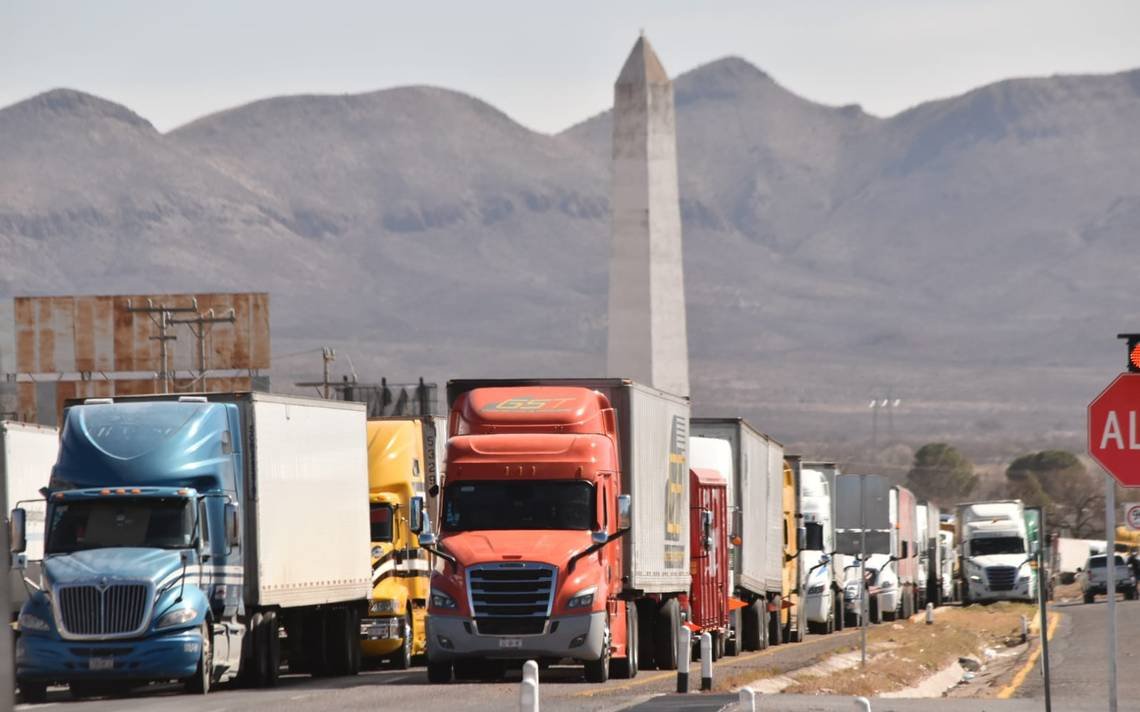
[88,657,114,671]
[498,638,522,649]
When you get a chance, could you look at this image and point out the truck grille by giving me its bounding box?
[986,566,1017,591]
[56,582,152,639]
[467,563,556,633]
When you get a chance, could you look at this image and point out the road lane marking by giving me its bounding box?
[574,628,861,697]
[997,611,1060,699]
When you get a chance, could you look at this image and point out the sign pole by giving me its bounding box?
[1036,508,1052,712]
[1106,475,1117,712]
[860,476,867,667]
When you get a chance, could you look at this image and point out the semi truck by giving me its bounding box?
[835,474,892,626]
[690,419,800,652]
[9,393,373,702]
[687,467,729,659]
[2,422,59,621]
[360,417,442,668]
[889,486,919,620]
[797,464,845,635]
[916,503,942,607]
[423,379,689,683]
[956,500,1034,604]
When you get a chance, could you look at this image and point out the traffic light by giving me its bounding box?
[1118,333,1140,373]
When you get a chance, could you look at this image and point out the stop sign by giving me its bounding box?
[1089,373,1140,487]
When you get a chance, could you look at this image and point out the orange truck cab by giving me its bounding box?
[422,380,691,684]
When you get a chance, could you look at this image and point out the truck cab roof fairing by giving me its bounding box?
[51,401,238,495]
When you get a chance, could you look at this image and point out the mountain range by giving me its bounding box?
[3,55,1139,462]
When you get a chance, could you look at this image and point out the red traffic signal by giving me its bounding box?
[1119,334,1140,373]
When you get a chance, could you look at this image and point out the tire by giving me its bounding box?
[185,622,213,694]
[611,601,638,679]
[653,599,680,670]
[725,609,740,656]
[584,615,611,683]
[391,612,413,670]
[768,596,783,646]
[869,595,882,625]
[844,611,859,629]
[807,620,826,635]
[262,611,281,687]
[18,680,47,704]
[1084,591,1095,604]
[427,661,452,683]
[742,600,762,652]
[833,592,845,632]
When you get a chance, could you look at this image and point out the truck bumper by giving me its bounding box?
[967,579,1034,602]
[360,615,405,657]
[16,628,202,684]
[426,612,605,663]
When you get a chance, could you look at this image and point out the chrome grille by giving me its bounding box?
[986,566,1017,591]
[467,563,556,633]
[56,582,152,639]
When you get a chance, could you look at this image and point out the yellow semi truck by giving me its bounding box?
[360,417,444,668]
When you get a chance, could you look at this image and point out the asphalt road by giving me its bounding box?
[1017,593,1140,711]
[14,627,867,712]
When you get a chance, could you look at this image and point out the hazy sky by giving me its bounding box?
[5,1,1140,134]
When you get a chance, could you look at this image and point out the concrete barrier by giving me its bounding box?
[700,632,713,691]
[854,696,872,711]
[520,659,539,712]
[676,626,691,693]
[738,687,756,711]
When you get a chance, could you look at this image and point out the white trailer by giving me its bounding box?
[691,418,784,652]
[1,421,58,617]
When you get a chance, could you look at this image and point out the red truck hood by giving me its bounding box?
[441,530,592,567]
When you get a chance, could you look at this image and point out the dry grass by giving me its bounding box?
[783,603,1036,697]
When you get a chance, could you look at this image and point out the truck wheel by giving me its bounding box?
[185,622,213,694]
[833,593,845,632]
[611,601,638,679]
[742,600,762,651]
[392,612,413,670]
[262,611,281,686]
[725,609,740,656]
[584,616,612,683]
[427,661,452,683]
[17,681,47,704]
[869,596,882,625]
[768,596,783,646]
[653,598,679,670]
[1084,591,1095,604]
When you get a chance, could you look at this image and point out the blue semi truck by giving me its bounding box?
[8,392,376,701]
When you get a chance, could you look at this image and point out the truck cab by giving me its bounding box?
[957,501,1034,604]
[799,468,840,634]
[11,397,245,701]
[423,386,634,684]
[360,419,434,668]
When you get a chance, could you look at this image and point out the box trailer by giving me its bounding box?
[2,422,58,619]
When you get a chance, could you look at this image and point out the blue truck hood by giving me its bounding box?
[43,548,185,588]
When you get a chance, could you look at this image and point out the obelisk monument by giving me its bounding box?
[606,34,690,398]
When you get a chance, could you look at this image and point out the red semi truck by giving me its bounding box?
[687,468,729,658]
[421,379,693,683]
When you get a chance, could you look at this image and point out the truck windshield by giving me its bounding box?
[370,504,394,542]
[1089,556,1125,568]
[442,481,595,532]
[46,497,194,553]
[969,537,1025,556]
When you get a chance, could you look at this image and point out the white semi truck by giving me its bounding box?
[798,465,845,634]
[2,421,59,619]
[956,500,1034,603]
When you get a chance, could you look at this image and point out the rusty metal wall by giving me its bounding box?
[13,293,270,374]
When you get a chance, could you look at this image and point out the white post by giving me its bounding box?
[676,626,691,693]
[1019,615,1028,644]
[520,659,539,712]
[738,687,756,712]
[699,631,713,691]
[1107,476,1117,712]
[854,696,872,712]
[925,602,934,625]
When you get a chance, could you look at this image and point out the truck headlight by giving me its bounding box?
[370,598,401,615]
[156,607,198,630]
[17,612,51,632]
[567,588,596,609]
[430,589,458,609]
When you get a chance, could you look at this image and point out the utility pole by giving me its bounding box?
[126,298,199,394]
[295,347,337,399]
[169,308,236,386]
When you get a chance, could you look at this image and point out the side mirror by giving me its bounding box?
[617,494,632,532]
[9,508,27,555]
[1076,567,1083,573]
[410,496,425,535]
[224,503,241,549]
[419,531,437,547]
[796,526,806,551]
[592,530,608,545]
[820,554,831,565]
